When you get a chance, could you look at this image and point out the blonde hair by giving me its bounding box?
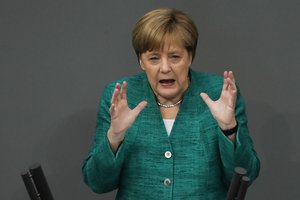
[132,8,198,61]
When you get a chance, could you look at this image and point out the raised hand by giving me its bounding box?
[200,71,237,130]
[107,81,147,153]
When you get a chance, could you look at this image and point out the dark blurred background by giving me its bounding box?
[1,0,299,199]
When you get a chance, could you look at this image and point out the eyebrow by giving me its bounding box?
[168,51,182,54]
[147,49,183,54]
[146,52,160,57]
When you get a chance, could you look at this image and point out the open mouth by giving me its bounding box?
[159,79,175,85]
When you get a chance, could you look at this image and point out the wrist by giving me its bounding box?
[221,121,238,136]
[107,129,124,154]
[219,119,237,130]
[107,128,124,144]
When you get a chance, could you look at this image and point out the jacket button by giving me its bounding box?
[164,151,172,158]
[164,178,172,186]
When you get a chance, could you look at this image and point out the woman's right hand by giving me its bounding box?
[107,81,147,153]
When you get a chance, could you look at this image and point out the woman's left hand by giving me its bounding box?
[200,71,237,130]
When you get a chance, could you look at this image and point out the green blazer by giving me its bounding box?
[82,69,260,200]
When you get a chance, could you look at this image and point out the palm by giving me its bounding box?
[200,71,237,130]
[109,81,147,139]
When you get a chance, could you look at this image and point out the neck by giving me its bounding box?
[157,98,183,108]
[160,104,179,119]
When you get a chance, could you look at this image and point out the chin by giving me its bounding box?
[157,92,179,101]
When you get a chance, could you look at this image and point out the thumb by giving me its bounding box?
[132,101,147,116]
[200,92,214,108]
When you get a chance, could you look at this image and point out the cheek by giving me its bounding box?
[178,74,188,85]
[176,72,189,87]
[176,64,189,78]
[146,70,158,84]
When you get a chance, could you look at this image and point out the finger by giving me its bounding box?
[226,78,237,107]
[132,101,147,116]
[109,103,116,116]
[111,83,121,105]
[227,77,237,92]
[224,70,229,79]
[228,71,235,83]
[227,71,237,92]
[224,70,236,90]
[200,92,214,108]
[222,75,230,91]
[120,81,127,100]
[111,83,120,104]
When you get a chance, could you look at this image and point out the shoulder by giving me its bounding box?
[101,72,147,102]
[189,69,223,97]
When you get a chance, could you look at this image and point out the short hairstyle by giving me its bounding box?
[132,8,198,61]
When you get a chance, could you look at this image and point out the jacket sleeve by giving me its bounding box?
[217,89,260,187]
[82,84,126,193]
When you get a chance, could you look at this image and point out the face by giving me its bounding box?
[140,43,192,104]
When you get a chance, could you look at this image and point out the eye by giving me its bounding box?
[171,55,180,59]
[149,55,159,61]
[170,54,181,62]
[149,56,159,60]
[148,55,160,64]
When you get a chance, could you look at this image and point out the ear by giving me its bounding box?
[188,53,193,66]
[139,59,145,70]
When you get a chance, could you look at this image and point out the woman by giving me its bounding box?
[82,8,260,199]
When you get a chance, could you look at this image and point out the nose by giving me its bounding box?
[160,58,171,73]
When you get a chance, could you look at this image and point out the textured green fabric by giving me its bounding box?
[82,69,260,200]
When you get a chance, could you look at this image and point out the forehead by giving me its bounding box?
[149,34,186,53]
[146,44,186,55]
